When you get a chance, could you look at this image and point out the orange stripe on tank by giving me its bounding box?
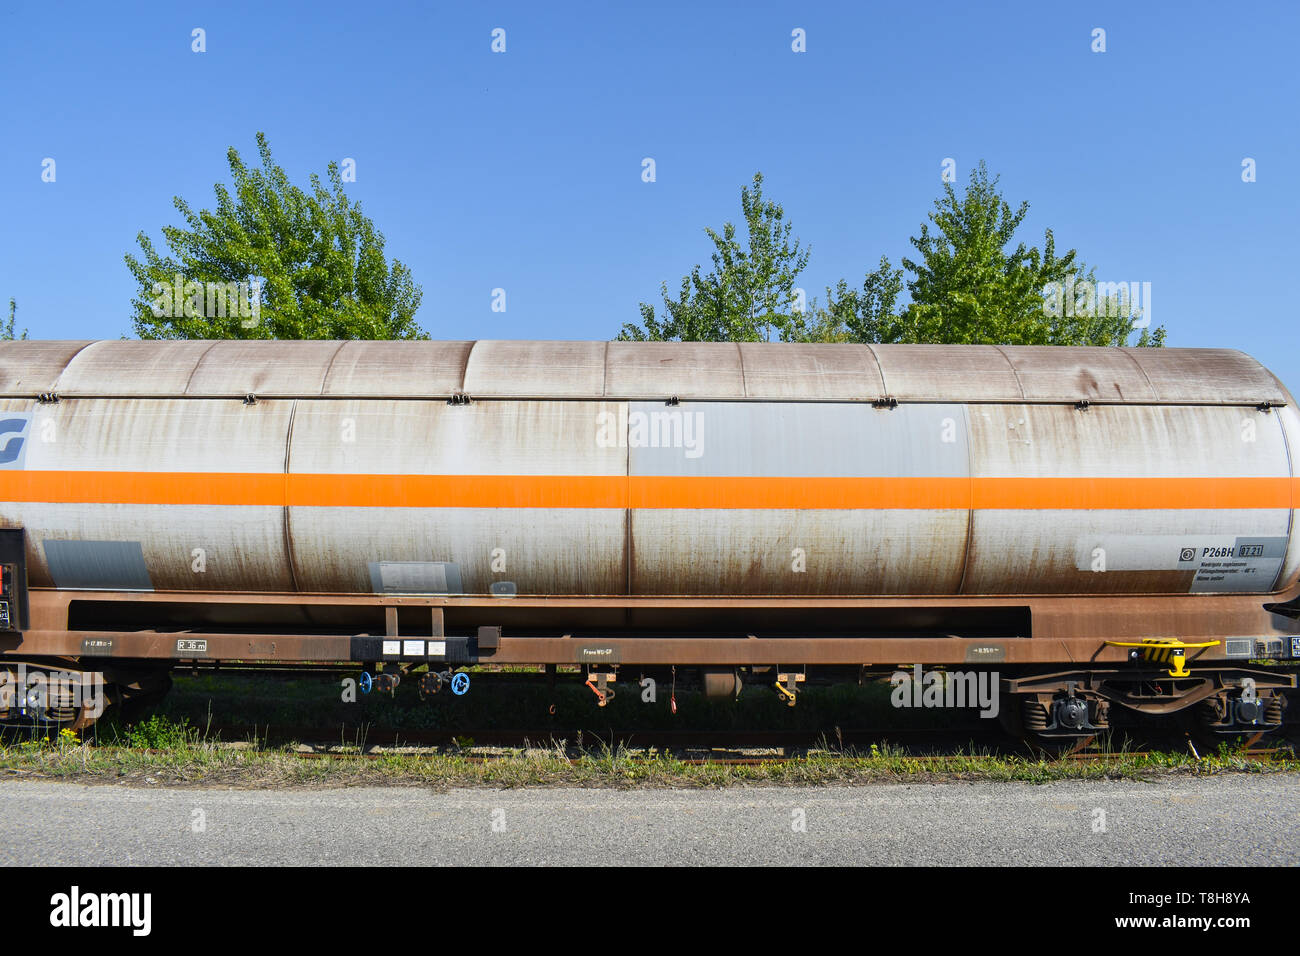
[288,474,629,509]
[968,476,1296,511]
[0,471,1296,509]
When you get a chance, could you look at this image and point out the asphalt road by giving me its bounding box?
[2,774,1297,866]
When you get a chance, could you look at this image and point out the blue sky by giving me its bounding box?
[3,1,1298,386]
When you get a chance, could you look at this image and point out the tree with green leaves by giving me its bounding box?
[794,258,906,344]
[897,160,1075,344]
[645,163,1165,348]
[126,133,425,340]
[1040,260,1165,347]
[620,173,811,342]
[808,162,1164,347]
[3,299,28,340]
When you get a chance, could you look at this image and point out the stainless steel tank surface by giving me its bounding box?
[0,340,1294,597]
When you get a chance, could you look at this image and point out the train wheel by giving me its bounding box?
[0,663,104,736]
[1004,692,1103,753]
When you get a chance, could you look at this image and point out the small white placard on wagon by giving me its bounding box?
[403,640,425,656]
[382,640,400,656]
[428,641,447,657]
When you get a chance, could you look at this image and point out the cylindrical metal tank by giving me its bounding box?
[0,340,1295,598]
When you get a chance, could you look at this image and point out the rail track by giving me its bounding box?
[273,750,1289,765]
[5,716,1294,766]
[182,722,1296,764]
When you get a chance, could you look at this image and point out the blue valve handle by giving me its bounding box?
[451,672,470,696]
[358,672,373,694]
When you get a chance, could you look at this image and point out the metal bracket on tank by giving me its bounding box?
[871,397,898,410]
[448,392,472,406]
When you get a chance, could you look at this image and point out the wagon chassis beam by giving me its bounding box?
[4,628,1286,669]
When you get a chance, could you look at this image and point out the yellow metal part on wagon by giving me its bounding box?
[1103,639,1221,677]
[773,672,805,707]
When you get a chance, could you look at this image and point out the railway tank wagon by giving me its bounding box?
[0,339,1297,738]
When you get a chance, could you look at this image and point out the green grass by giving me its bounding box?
[1,717,1295,789]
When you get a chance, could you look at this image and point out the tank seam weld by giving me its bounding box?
[180,341,223,395]
[282,399,302,594]
[863,344,888,399]
[1269,407,1295,594]
[954,402,975,597]
[319,341,351,396]
[1117,348,1160,401]
[48,341,105,395]
[990,345,1026,401]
